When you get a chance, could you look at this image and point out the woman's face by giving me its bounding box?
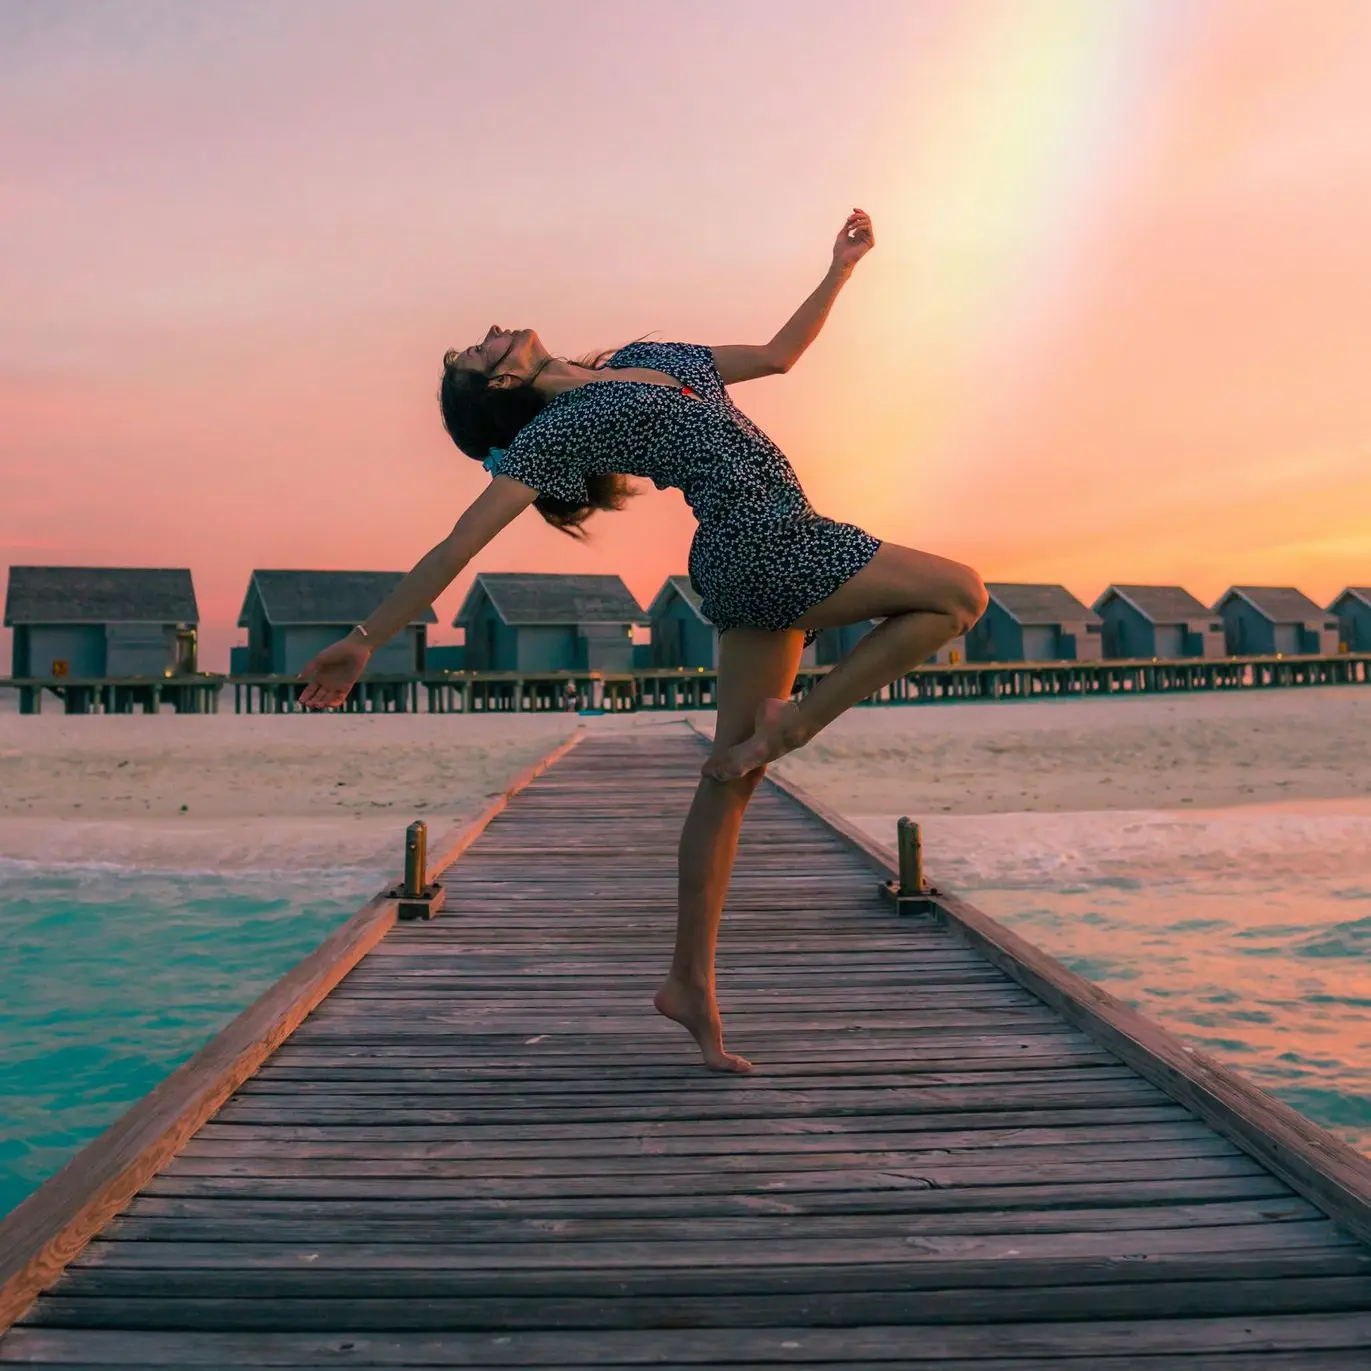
[450,326,546,388]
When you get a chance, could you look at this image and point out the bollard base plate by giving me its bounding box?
[879,879,939,917]
[386,882,445,921]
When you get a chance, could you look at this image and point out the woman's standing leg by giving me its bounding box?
[654,626,806,1072]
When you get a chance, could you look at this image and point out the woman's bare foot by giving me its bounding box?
[702,697,810,782]
[654,977,753,1073]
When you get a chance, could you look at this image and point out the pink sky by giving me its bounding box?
[3,0,1369,669]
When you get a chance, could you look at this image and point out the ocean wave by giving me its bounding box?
[1296,915,1371,960]
[0,853,390,881]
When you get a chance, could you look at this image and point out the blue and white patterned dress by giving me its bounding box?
[492,340,881,643]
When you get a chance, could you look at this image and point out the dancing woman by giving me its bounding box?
[299,209,988,1072]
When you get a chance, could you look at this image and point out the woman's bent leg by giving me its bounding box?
[655,626,806,1072]
[706,544,987,780]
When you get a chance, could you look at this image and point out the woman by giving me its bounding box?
[299,209,987,1072]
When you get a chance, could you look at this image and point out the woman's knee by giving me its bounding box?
[944,565,989,632]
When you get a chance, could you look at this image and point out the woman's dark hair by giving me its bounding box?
[438,339,647,539]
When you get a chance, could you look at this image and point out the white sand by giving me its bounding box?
[0,687,1366,874]
[0,712,583,872]
[762,687,1370,818]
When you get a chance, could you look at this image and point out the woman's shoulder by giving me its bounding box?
[607,339,711,367]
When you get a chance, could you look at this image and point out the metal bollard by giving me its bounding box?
[388,819,445,920]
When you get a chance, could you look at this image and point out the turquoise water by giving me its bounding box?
[864,802,1371,1157]
[0,861,382,1219]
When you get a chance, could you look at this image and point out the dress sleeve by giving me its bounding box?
[493,417,589,505]
[609,340,724,399]
[663,342,724,399]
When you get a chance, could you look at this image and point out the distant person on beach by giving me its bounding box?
[299,208,987,1072]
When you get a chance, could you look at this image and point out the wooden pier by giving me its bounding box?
[2,727,1371,1366]
[3,651,1369,715]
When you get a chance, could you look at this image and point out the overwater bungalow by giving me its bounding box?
[1329,588,1371,652]
[3,565,198,678]
[235,569,436,675]
[1214,586,1340,657]
[1093,585,1226,660]
[647,576,718,668]
[965,583,1103,662]
[455,573,647,672]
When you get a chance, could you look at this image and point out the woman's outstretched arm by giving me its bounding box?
[297,476,537,708]
[712,208,874,385]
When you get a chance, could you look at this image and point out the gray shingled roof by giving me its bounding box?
[456,573,647,627]
[1220,586,1326,623]
[4,566,198,625]
[238,570,438,627]
[1333,587,1371,610]
[1095,584,1212,623]
[648,574,707,622]
[987,583,1100,626]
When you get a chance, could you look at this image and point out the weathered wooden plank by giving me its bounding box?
[105,1195,1319,1243]
[291,1008,1086,1034]
[209,1080,1171,1123]
[179,1119,1218,1159]
[189,1103,1197,1142]
[14,1351,1370,1371]
[232,1065,1139,1097]
[160,1137,1245,1181]
[72,1220,1355,1272]
[4,1353,1367,1371]
[123,1174,1297,1220]
[261,1040,1102,1069]
[27,1275,1371,1333]
[139,1156,1273,1201]
[322,988,1036,1008]
[7,1311,1371,1363]
[259,1044,1114,1075]
[49,1246,1371,1307]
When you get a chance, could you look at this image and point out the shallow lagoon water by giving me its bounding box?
[0,859,383,1218]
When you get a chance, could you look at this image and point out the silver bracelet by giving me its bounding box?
[350,623,371,643]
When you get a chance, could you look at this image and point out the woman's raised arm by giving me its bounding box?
[297,476,537,709]
[711,209,874,386]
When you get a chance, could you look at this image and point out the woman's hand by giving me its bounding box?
[832,207,875,273]
[298,637,371,710]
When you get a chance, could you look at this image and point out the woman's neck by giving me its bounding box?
[529,358,600,398]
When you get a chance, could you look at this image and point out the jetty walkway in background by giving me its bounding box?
[4,648,1370,714]
[3,727,1371,1366]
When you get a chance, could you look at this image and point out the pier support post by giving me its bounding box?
[387,820,445,920]
[879,816,937,915]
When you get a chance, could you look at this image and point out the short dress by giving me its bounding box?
[491,341,881,644]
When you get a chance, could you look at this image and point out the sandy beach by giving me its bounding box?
[1,687,1366,872]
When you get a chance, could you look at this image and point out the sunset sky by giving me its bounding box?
[3,0,1369,669]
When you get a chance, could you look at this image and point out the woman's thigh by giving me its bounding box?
[792,543,984,632]
[711,628,807,754]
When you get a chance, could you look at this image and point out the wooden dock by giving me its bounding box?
[3,726,1371,1366]
[4,650,1369,715]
